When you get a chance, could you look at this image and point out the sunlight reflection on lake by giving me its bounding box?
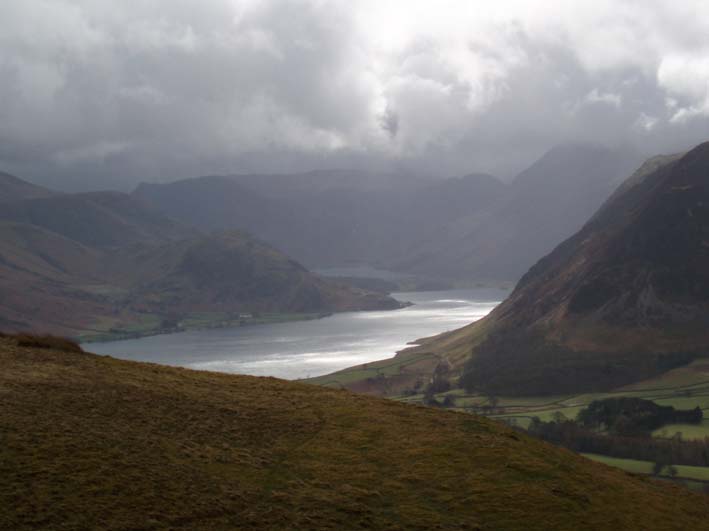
[89,288,508,380]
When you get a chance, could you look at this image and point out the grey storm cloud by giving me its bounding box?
[1,0,709,190]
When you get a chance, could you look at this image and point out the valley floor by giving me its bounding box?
[392,357,709,489]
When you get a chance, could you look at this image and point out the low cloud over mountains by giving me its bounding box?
[2,1,709,190]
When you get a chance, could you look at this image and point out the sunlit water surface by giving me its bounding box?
[89,288,508,380]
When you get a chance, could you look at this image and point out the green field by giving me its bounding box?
[583,453,709,491]
[653,420,709,440]
[395,359,709,441]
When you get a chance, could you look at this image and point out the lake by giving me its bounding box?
[89,288,508,380]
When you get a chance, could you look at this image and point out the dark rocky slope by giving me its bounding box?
[458,143,709,395]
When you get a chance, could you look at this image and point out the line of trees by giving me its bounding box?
[576,397,702,436]
[528,417,709,468]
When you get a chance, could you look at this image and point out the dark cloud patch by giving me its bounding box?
[379,108,399,139]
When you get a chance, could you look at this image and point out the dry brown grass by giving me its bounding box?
[3,337,709,530]
[3,332,83,353]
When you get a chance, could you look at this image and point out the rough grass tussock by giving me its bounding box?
[4,332,83,353]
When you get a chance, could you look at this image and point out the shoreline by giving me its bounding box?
[79,300,413,345]
[78,311,334,344]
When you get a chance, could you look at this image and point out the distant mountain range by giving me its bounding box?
[0,173,401,339]
[393,144,643,281]
[133,143,643,282]
[0,141,652,342]
[133,170,508,272]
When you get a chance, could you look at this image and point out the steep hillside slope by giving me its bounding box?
[104,231,403,315]
[437,143,709,395]
[0,222,111,335]
[3,337,709,530]
[0,171,57,202]
[393,144,643,281]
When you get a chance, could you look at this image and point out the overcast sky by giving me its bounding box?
[2,0,709,190]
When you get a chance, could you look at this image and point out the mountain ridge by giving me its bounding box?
[133,144,642,283]
[392,143,644,281]
[0,171,58,202]
[0,191,197,248]
[132,169,509,272]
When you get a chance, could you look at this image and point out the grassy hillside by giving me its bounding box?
[3,336,709,530]
[0,174,403,339]
[0,228,402,339]
[103,231,405,316]
[0,222,116,335]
